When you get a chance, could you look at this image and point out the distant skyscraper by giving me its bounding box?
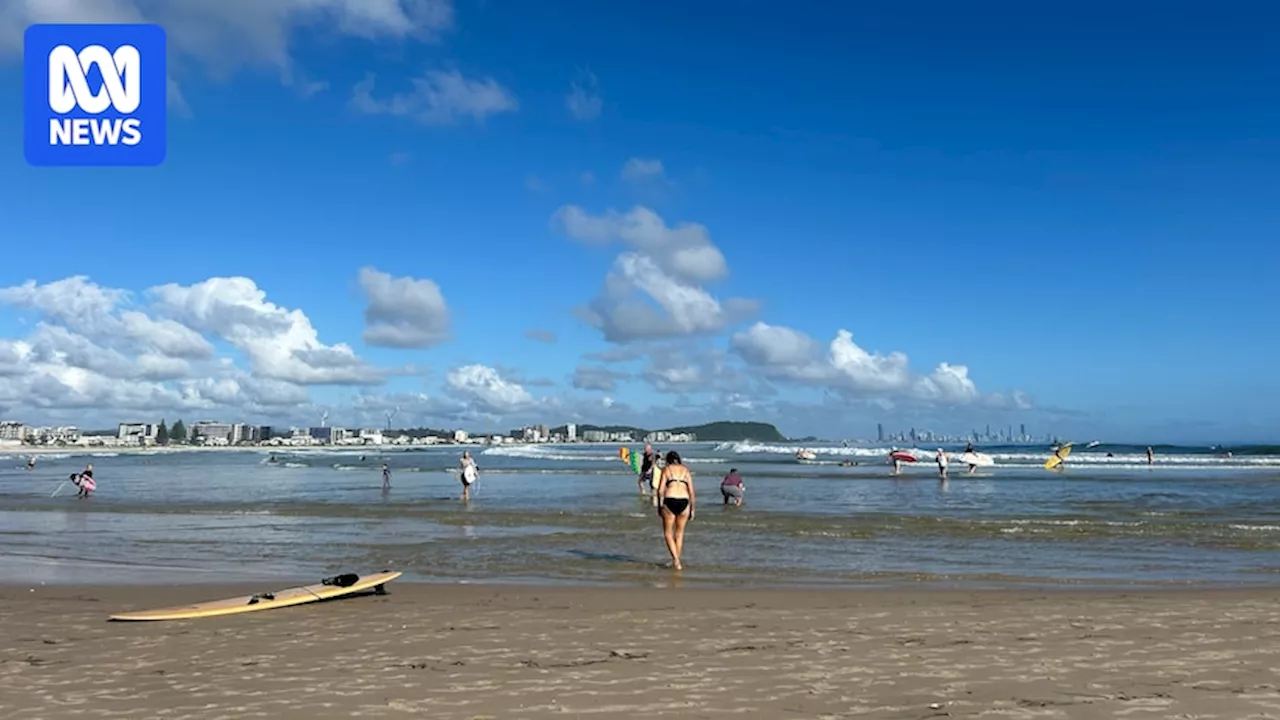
[877,423,883,442]
[1020,423,1026,438]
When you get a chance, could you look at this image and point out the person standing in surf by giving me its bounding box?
[1146,446,1154,466]
[935,449,949,481]
[459,450,478,502]
[889,448,902,476]
[656,450,695,570]
[381,462,391,490]
[26,456,35,471]
[638,443,656,496]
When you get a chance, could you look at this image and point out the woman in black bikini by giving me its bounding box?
[656,450,695,570]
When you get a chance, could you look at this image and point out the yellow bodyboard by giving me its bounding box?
[1044,444,1073,469]
[109,570,402,621]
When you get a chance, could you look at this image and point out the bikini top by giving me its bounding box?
[664,466,691,487]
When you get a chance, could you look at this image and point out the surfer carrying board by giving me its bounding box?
[964,442,978,475]
[459,451,479,502]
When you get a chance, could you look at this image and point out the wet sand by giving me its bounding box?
[3,583,1280,718]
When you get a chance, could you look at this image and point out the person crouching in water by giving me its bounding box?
[720,468,744,506]
[656,450,695,570]
[73,463,96,498]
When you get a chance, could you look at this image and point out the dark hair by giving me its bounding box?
[729,467,738,474]
[665,450,682,465]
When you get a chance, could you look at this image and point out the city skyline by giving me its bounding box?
[1,3,1277,443]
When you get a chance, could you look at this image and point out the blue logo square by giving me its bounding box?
[23,23,168,167]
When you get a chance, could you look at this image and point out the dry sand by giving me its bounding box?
[3,582,1280,719]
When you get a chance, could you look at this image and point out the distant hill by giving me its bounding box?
[551,421,784,443]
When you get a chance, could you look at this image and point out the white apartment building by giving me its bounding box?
[0,421,24,443]
[117,423,159,445]
[190,421,234,445]
[566,423,577,441]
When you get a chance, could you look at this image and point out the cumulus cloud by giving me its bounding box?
[358,267,451,349]
[148,276,382,385]
[552,205,759,343]
[730,321,995,406]
[0,0,455,105]
[444,364,533,414]
[0,276,329,418]
[566,70,603,121]
[351,70,517,125]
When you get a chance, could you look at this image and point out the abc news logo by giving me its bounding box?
[23,24,167,167]
[48,44,143,146]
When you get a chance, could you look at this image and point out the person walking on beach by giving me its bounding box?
[656,450,695,570]
[721,468,744,506]
[381,462,391,490]
[1146,446,1154,466]
[935,449,949,481]
[459,450,479,502]
[638,443,656,496]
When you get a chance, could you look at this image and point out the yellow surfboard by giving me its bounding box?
[1044,444,1073,470]
[108,570,402,621]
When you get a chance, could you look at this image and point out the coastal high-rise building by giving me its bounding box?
[117,423,158,445]
[0,421,26,442]
[877,423,883,442]
[1020,423,1026,438]
[567,423,577,441]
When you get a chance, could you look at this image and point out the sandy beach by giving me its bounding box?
[3,583,1280,719]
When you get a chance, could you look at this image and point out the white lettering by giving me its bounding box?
[120,118,142,146]
[49,118,144,146]
[72,118,91,144]
[48,44,141,115]
[49,118,71,144]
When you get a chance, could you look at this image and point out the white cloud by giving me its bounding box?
[552,205,759,342]
[148,276,382,386]
[0,0,455,102]
[731,322,991,406]
[566,70,602,121]
[358,267,451,349]
[621,157,664,181]
[444,364,533,414]
[351,70,517,125]
[0,274,400,424]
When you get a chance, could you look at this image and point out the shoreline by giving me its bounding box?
[4,582,1280,717]
[0,440,704,456]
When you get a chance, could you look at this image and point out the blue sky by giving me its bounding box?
[0,0,1277,442]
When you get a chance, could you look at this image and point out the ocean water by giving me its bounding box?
[2,441,1280,589]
